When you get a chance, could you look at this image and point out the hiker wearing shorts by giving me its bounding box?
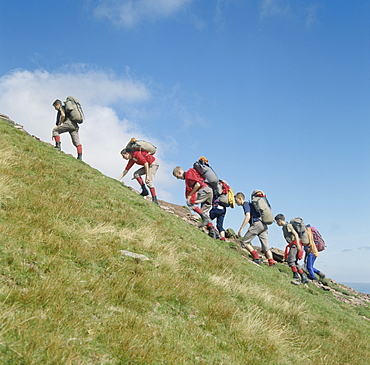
[274,214,309,284]
[235,192,276,266]
[52,99,83,160]
[118,149,159,204]
[173,166,219,239]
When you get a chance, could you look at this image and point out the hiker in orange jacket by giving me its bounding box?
[305,226,326,281]
[275,214,309,284]
[173,166,219,239]
[118,148,159,204]
[52,99,83,160]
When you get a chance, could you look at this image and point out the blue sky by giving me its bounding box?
[0,0,369,283]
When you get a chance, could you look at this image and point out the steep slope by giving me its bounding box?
[0,117,369,364]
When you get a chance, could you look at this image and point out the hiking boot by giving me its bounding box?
[140,186,149,196]
[77,153,82,160]
[300,272,309,284]
[293,272,300,281]
[252,258,262,265]
[55,142,61,151]
[207,226,219,239]
[317,271,326,280]
[198,213,211,228]
[152,196,158,205]
[291,280,301,285]
[213,228,220,240]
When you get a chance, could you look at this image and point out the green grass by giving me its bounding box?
[0,118,369,364]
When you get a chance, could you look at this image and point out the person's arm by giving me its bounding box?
[59,108,66,124]
[117,157,134,181]
[187,182,200,204]
[292,229,302,251]
[117,169,129,181]
[144,162,150,185]
[238,212,250,237]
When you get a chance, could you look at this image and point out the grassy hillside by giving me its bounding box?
[0,117,369,365]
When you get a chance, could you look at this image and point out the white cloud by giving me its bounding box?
[260,0,291,19]
[304,4,320,29]
[0,67,179,201]
[94,0,195,27]
[260,0,320,28]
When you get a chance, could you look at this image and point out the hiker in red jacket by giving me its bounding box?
[52,99,83,160]
[275,214,309,284]
[173,166,219,239]
[118,149,159,204]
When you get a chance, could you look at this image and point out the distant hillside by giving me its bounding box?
[0,115,369,364]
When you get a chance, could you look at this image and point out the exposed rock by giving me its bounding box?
[120,250,150,261]
[270,247,285,262]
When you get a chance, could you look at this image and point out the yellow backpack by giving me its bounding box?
[218,180,235,208]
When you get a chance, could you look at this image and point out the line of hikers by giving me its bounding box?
[50,98,325,285]
[114,137,326,285]
[172,159,326,284]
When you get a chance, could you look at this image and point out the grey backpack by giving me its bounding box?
[65,96,84,124]
[251,190,274,225]
[290,217,307,238]
[125,138,157,155]
[193,157,222,194]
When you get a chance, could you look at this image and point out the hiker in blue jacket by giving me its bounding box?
[209,197,227,241]
[235,192,276,266]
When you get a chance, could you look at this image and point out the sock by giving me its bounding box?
[251,250,260,260]
[298,268,304,274]
[291,266,298,273]
[136,176,144,186]
[54,136,61,143]
[207,222,213,228]
[150,187,156,197]
[193,206,203,215]
[220,237,226,241]
[268,258,275,265]
[77,144,82,154]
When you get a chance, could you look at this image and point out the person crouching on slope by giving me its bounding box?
[118,148,159,204]
[173,166,219,239]
[274,214,309,284]
[234,192,276,266]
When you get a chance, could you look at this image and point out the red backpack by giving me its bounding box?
[310,226,326,251]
